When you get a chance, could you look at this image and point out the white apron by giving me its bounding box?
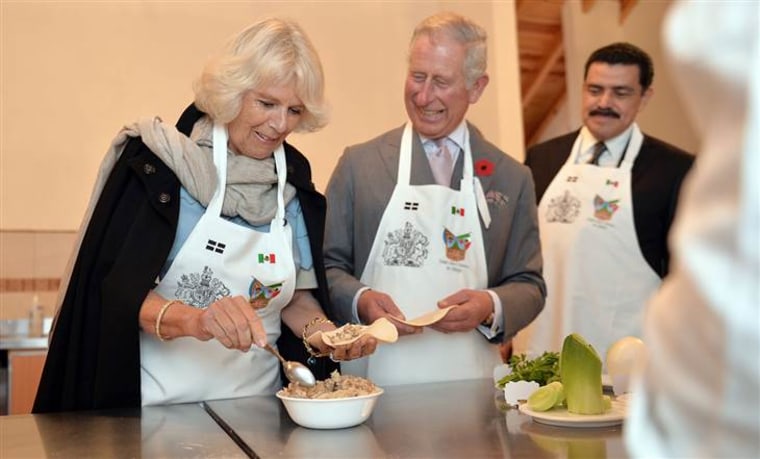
[343,122,501,386]
[513,125,661,363]
[140,123,296,405]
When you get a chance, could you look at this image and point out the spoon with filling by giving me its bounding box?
[263,343,316,387]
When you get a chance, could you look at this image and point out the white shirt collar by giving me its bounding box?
[418,120,467,160]
[578,123,636,166]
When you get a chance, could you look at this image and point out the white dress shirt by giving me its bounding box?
[576,124,634,167]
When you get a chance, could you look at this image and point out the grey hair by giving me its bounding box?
[409,12,488,88]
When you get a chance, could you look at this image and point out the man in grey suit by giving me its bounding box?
[323,12,545,385]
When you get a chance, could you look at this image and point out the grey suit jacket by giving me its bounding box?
[324,123,546,340]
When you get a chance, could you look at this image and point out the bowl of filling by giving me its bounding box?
[276,371,383,429]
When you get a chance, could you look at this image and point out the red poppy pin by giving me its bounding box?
[475,159,494,177]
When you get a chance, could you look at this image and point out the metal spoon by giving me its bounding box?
[264,343,316,387]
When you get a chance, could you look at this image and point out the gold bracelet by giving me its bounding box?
[156,299,181,342]
[302,317,334,358]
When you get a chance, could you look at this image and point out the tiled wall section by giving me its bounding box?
[0,231,77,319]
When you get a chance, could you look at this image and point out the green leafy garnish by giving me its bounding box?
[496,351,560,388]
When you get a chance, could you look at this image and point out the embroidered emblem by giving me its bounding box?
[474,159,494,177]
[258,253,276,264]
[175,266,230,308]
[485,190,509,207]
[404,202,419,211]
[443,228,472,262]
[248,278,283,309]
[566,176,578,182]
[451,206,465,216]
[205,239,226,254]
[546,190,581,223]
[606,179,619,188]
[382,221,429,267]
[593,195,620,220]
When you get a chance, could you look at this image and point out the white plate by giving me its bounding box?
[518,397,627,428]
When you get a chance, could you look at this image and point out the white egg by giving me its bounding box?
[606,336,647,396]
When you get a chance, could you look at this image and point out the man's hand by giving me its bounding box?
[429,289,493,333]
[357,290,422,336]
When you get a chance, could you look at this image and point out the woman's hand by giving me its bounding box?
[281,289,378,360]
[306,332,378,361]
[197,295,268,351]
[140,291,266,351]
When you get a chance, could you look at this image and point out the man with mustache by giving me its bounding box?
[512,42,694,362]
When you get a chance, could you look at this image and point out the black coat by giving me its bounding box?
[33,104,336,413]
[525,130,694,277]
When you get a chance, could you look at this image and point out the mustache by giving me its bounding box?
[589,108,620,118]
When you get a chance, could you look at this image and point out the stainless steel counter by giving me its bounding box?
[0,318,53,349]
[0,335,48,350]
[0,403,248,458]
[1,379,630,458]
[206,378,630,458]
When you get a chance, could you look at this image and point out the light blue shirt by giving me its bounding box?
[160,187,313,277]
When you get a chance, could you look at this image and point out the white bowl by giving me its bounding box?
[276,389,384,429]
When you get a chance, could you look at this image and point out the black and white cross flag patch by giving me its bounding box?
[205,239,226,254]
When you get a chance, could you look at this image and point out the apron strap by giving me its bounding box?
[462,127,491,228]
[398,123,414,185]
[272,145,288,227]
[210,122,229,216]
[619,124,644,171]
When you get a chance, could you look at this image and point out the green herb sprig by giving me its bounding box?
[496,351,560,388]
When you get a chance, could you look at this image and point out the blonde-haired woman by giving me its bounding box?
[34,18,375,412]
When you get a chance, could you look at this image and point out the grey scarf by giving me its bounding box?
[120,116,296,225]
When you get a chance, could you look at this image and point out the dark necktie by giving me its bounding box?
[589,142,607,165]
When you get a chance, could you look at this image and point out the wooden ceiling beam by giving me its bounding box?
[582,0,638,23]
[522,39,564,109]
[620,0,638,23]
[518,22,563,34]
[515,0,531,15]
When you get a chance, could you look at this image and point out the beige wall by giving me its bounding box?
[538,0,699,153]
[0,0,521,231]
[1,1,698,322]
[0,1,521,318]
[0,231,72,319]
